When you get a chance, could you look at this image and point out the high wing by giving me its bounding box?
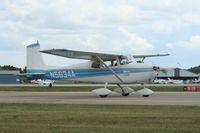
[40,49,169,83]
[41,49,122,61]
[133,54,170,58]
[41,49,169,61]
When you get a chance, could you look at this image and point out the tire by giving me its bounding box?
[143,95,149,97]
[49,83,52,87]
[99,95,108,98]
[122,93,129,96]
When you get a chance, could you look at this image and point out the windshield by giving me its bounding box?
[120,55,136,65]
[121,58,133,65]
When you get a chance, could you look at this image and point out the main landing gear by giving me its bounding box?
[49,83,52,87]
[113,84,134,96]
[92,83,134,98]
[92,83,154,98]
[92,83,112,98]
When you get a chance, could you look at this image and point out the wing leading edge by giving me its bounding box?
[41,49,121,61]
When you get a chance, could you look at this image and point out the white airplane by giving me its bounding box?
[166,78,183,84]
[23,42,169,97]
[192,79,200,84]
[153,78,167,84]
[30,79,54,87]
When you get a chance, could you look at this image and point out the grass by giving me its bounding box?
[0,104,200,133]
[0,86,199,92]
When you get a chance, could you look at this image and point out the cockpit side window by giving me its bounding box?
[109,60,117,67]
[91,57,133,68]
[91,61,101,68]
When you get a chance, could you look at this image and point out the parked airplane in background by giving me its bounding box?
[192,79,200,84]
[31,79,54,87]
[153,78,167,84]
[166,78,183,84]
[22,41,169,97]
[153,78,183,84]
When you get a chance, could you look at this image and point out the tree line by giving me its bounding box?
[187,65,200,74]
[0,65,27,73]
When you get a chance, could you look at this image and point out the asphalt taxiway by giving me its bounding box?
[0,91,200,106]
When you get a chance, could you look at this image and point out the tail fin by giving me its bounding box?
[27,42,46,70]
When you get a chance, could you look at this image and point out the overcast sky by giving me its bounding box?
[0,0,200,69]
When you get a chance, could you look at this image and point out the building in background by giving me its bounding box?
[157,68,199,80]
[0,70,20,83]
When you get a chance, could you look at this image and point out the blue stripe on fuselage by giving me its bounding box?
[27,68,153,80]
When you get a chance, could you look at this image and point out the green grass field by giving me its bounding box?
[0,86,199,92]
[0,104,200,133]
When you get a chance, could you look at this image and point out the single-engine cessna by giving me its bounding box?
[23,41,169,97]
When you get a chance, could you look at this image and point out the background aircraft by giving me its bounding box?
[23,42,169,97]
[153,78,183,84]
[153,79,168,84]
[166,78,183,84]
[30,79,54,87]
[192,79,200,84]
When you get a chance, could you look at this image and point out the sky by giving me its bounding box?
[0,0,200,69]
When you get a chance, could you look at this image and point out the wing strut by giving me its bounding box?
[95,55,123,83]
[142,57,145,62]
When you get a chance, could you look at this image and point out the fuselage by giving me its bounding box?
[27,61,158,83]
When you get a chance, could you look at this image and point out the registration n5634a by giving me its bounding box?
[49,70,75,79]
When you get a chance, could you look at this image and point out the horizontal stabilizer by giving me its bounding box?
[17,73,45,76]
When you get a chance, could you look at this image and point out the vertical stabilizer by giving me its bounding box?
[27,42,46,70]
